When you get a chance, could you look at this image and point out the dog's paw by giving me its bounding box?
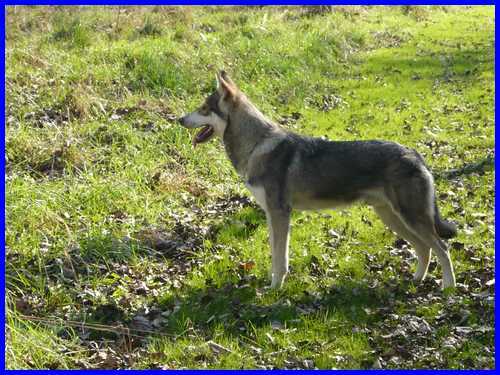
[441,285,457,296]
[270,281,283,289]
[412,274,425,284]
[270,272,288,289]
[442,276,457,290]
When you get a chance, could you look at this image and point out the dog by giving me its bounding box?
[179,71,457,290]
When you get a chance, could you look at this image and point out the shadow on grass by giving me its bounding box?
[7,200,494,369]
[6,203,411,339]
[159,272,419,341]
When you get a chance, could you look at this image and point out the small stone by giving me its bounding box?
[303,359,314,369]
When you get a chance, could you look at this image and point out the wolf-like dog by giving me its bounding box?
[179,71,457,290]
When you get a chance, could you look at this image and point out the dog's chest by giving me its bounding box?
[246,183,268,212]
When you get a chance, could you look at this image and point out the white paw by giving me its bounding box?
[270,271,287,289]
[442,278,456,290]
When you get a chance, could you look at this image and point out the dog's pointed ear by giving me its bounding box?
[220,70,236,87]
[216,70,236,100]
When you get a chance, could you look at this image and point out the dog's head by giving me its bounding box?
[179,70,239,147]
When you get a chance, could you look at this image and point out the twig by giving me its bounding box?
[15,314,177,339]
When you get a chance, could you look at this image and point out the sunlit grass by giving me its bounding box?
[6,5,494,369]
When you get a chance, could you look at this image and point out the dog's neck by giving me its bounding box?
[222,100,282,177]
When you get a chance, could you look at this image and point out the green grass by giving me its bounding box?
[6,5,494,369]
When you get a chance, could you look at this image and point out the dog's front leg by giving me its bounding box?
[266,209,291,289]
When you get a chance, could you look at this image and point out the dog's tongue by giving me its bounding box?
[192,125,214,147]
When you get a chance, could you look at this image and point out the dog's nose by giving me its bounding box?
[178,116,186,125]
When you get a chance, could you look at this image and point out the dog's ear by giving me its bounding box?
[216,70,236,100]
[220,70,236,87]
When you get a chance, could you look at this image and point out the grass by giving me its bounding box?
[5,5,494,369]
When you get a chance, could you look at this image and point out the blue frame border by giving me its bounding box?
[494,3,498,374]
[2,1,498,6]
[2,1,497,372]
[1,1,5,373]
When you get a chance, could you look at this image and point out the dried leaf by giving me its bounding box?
[238,261,256,271]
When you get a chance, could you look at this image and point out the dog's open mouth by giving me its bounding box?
[192,125,214,147]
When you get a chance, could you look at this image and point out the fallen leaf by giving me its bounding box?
[238,261,256,271]
[372,358,383,369]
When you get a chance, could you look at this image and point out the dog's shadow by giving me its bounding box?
[157,271,420,341]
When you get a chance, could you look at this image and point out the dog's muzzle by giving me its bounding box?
[177,115,214,146]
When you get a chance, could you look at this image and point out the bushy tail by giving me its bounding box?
[434,198,457,239]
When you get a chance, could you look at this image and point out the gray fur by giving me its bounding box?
[179,71,457,290]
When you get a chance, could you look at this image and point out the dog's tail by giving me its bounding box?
[433,197,457,239]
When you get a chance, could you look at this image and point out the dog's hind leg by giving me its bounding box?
[389,180,456,289]
[373,205,431,283]
[433,238,455,288]
[413,246,431,283]
[405,223,455,289]
[267,208,291,289]
[414,229,455,289]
